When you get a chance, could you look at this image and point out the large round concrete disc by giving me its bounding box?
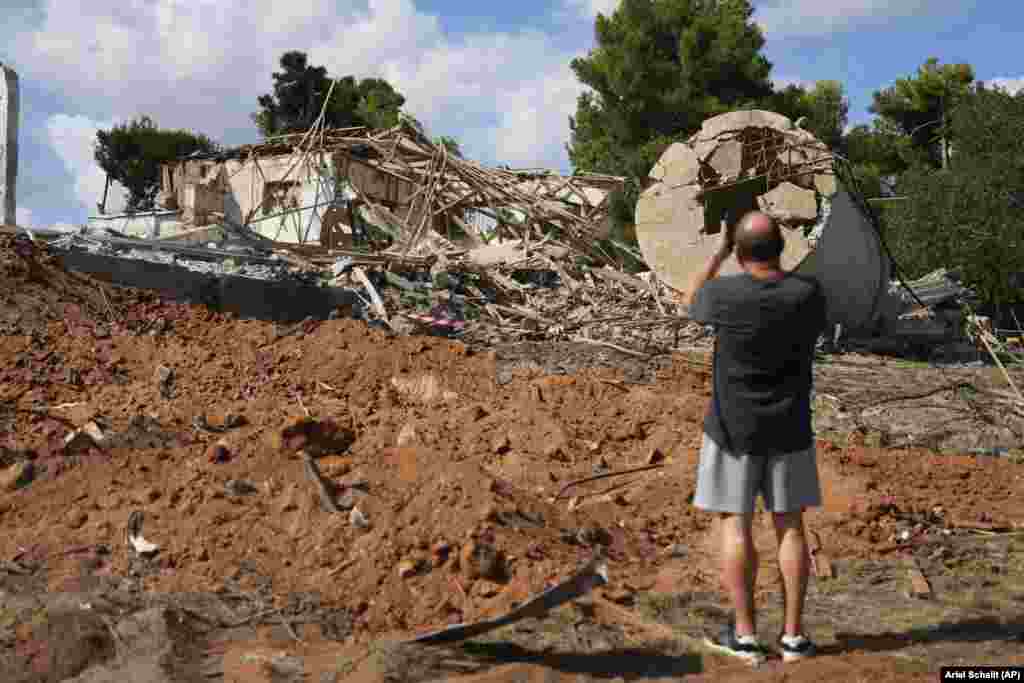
[636,184,736,292]
[796,187,891,332]
[636,183,813,293]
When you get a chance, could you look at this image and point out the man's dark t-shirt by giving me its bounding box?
[690,272,827,456]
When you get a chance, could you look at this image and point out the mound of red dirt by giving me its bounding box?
[1,234,1022,652]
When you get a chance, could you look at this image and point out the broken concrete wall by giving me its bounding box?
[58,250,358,323]
[636,111,838,294]
[1,63,18,226]
[87,211,187,239]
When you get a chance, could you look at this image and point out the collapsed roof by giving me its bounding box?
[159,120,626,263]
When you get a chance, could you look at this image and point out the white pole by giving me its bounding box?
[0,63,19,226]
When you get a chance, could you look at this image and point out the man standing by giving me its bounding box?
[686,211,827,665]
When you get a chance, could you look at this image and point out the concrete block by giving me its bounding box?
[758,181,818,223]
[650,142,701,187]
[707,140,744,181]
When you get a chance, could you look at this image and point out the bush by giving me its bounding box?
[886,86,1024,305]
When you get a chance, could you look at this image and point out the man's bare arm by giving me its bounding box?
[686,246,732,308]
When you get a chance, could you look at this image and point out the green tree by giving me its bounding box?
[567,0,774,232]
[870,57,975,170]
[768,80,849,150]
[800,80,849,151]
[886,85,1024,305]
[94,116,218,212]
[253,51,406,137]
[842,118,909,198]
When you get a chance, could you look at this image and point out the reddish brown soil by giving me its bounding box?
[2,234,1023,682]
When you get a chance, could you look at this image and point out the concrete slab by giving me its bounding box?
[698,110,793,141]
[650,143,701,187]
[707,140,744,182]
[758,181,819,223]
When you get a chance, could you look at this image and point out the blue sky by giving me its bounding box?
[1,0,1021,229]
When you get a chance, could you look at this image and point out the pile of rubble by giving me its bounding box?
[326,237,707,353]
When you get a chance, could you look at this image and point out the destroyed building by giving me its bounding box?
[87,123,623,260]
[635,110,891,335]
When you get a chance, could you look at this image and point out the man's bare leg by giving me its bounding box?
[719,513,758,636]
[773,511,810,637]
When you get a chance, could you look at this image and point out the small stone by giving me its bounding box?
[350,506,370,529]
[155,364,175,398]
[666,544,689,559]
[432,541,451,567]
[225,479,257,496]
[647,448,666,464]
[398,559,420,579]
[460,540,504,581]
[206,440,231,463]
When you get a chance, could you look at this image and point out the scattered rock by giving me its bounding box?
[460,540,504,581]
[666,544,688,559]
[398,558,424,579]
[64,420,108,454]
[906,560,932,599]
[226,479,257,496]
[0,460,34,491]
[431,541,452,567]
[206,440,231,463]
[155,364,175,399]
[350,506,370,530]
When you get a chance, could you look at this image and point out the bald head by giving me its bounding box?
[734,211,784,264]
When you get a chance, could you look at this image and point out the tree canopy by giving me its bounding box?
[567,0,776,233]
[886,85,1024,304]
[94,116,218,213]
[253,51,407,137]
[870,57,975,170]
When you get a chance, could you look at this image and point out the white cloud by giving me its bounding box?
[15,207,33,227]
[987,77,1024,95]
[13,0,590,220]
[45,114,127,215]
[755,0,957,38]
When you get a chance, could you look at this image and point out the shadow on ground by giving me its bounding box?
[823,614,1024,656]
[459,642,704,677]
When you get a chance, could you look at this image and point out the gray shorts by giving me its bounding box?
[693,434,822,514]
